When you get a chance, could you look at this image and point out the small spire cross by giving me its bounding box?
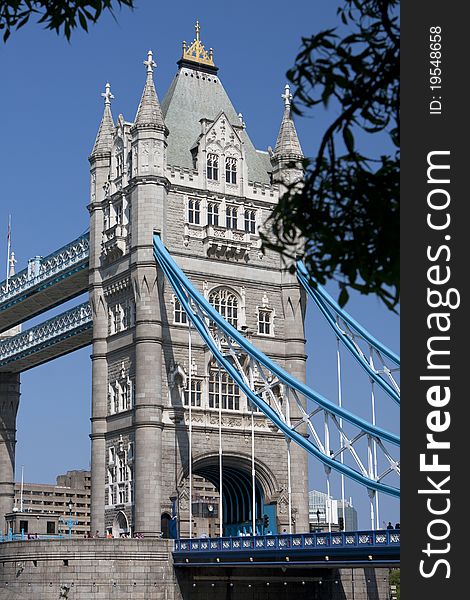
[195,19,200,41]
[144,50,157,74]
[282,84,292,110]
[101,83,114,106]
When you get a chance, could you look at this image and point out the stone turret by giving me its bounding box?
[90,83,115,159]
[131,50,168,180]
[271,84,304,186]
[129,51,168,537]
[88,84,115,535]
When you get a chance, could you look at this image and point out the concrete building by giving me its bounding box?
[11,470,91,537]
[309,489,358,532]
[87,22,308,539]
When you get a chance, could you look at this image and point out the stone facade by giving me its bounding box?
[88,31,308,539]
[0,539,390,600]
[0,539,179,599]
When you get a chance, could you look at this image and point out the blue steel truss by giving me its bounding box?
[153,235,400,497]
[0,234,89,311]
[0,302,92,369]
[296,262,400,404]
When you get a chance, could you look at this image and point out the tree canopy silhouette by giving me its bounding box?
[263,0,399,310]
[0,0,134,41]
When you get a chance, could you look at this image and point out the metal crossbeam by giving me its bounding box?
[297,262,400,404]
[153,235,400,497]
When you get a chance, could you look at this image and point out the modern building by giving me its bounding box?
[308,489,358,532]
[12,470,91,537]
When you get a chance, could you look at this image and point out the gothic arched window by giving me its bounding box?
[225,157,237,184]
[244,209,256,234]
[209,288,239,328]
[188,198,200,224]
[207,153,219,180]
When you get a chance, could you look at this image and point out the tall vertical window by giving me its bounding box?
[225,157,237,184]
[207,202,219,226]
[184,379,202,407]
[116,153,124,178]
[207,153,219,180]
[188,199,201,224]
[244,210,256,234]
[209,370,240,410]
[173,297,187,324]
[226,206,238,230]
[114,202,123,225]
[209,289,238,328]
[113,306,122,334]
[122,302,134,330]
[258,310,272,335]
[104,206,110,231]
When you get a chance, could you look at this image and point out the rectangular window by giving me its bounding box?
[122,302,133,329]
[19,520,28,533]
[207,153,219,181]
[244,209,256,234]
[115,202,123,225]
[47,521,56,535]
[174,297,187,324]
[184,379,202,407]
[113,306,121,334]
[226,206,238,229]
[258,310,272,335]
[188,198,201,224]
[207,202,219,226]
[209,371,240,411]
[225,157,237,184]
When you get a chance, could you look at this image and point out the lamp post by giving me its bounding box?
[66,499,76,538]
[169,491,178,539]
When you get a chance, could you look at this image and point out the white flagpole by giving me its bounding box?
[188,318,193,539]
[6,215,11,286]
[218,366,223,538]
[20,465,24,512]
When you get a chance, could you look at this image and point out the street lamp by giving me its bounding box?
[66,499,76,538]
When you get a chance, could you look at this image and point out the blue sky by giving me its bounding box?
[0,0,399,528]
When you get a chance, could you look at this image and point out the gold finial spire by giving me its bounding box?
[181,20,215,67]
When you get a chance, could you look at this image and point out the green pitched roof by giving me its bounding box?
[161,67,271,184]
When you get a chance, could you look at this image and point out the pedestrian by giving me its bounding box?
[386,522,393,530]
[395,523,400,529]
[94,530,100,538]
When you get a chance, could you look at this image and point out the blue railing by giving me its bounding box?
[0,533,65,543]
[174,529,400,554]
[0,234,89,308]
[0,302,92,368]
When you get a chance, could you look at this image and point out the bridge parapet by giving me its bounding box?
[173,530,400,567]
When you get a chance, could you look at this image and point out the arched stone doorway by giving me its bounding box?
[161,512,172,539]
[112,511,129,538]
[180,454,278,537]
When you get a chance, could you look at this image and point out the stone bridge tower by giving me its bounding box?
[88,23,308,539]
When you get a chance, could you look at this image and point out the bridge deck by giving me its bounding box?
[173,531,400,568]
[0,235,89,334]
[0,303,92,372]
